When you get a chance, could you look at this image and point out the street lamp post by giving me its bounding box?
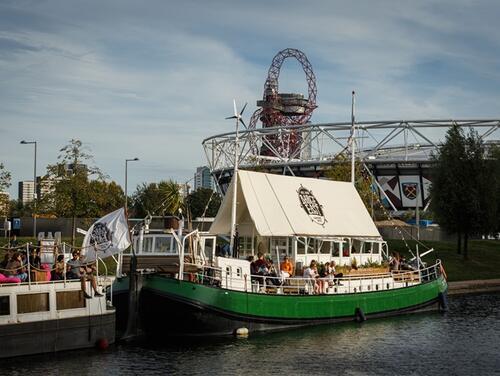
[20,140,37,238]
[125,158,139,214]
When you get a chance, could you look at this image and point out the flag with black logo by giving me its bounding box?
[81,208,131,261]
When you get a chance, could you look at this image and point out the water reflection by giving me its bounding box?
[0,293,499,375]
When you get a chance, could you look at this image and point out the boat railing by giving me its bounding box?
[0,242,113,293]
[181,260,443,295]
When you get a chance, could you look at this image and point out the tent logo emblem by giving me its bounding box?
[402,183,418,200]
[298,186,326,226]
[89,222,113,252]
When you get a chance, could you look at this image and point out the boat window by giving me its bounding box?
[271,237,288,255]
[204,238,215,258]
[155,236,172,254]
[297,238,306,254]
[332,242,340,257]
[0,296,9,316]
[306,238,316,254]
[373,243,380,254]
[239,236,253,257]
[226,266,231,275]
[17,293,50,314]
[351,239,361,254]
[319,240,331,254]
[56,291,86,310]
[142,237,154,253]
[362,242,372,253]
[236,267,242,277]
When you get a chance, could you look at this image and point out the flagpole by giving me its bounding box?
[351,91,356,185]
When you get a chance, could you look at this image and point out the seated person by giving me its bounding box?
[5,252,27,282]
[330,261,343,285]
[29,249,41,269]
[252,252,267,274]
[52,254,65,280]
[66,251,103,299]
[280,256,294,278]
[66,251,82,279]
[303,260,323,294]
[265,258,280,286]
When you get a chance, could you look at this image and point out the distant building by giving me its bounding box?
[178,183,191,198]
[193,166,215,191]
[18,177,56,205]
[18,180,35,204]
[37,176,56,198]
[64,163,88,175]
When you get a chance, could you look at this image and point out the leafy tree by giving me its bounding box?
[0,163,11,218]
[323,155,378,216]
[186,188,222,218]
[46,139,106,245]
[131,182,164,218]
[160,180,184,216]
[86,180,124,217]
[430,125,496,259]
[132,180,184,218]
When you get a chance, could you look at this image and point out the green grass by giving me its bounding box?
[387,239,500,282]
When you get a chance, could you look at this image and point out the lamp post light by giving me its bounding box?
[125,158,139,214]
[20,140,37,238]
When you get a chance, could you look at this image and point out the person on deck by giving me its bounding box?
[5,252,27,282]
[280,256,294,278]
[52,254,65,280]
[330,261,343,285]
[66,251,102,299]
[303,260,322,294]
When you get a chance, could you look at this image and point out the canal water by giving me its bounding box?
[1,293,499,375]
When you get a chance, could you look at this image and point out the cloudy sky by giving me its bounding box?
[1,0,500,197]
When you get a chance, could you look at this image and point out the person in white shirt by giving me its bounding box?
[303,260,322,294]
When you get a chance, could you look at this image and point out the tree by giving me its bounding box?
[131,180,184,218]
[0,163,11,218]
[187,188,222,218]
[430,125,495,259]
[46,139,106,245]
[323,155,378,216]
[159,180,184,216]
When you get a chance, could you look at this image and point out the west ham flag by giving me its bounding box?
[81,208,131,262]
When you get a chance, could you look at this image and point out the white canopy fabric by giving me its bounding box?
[209,170,381,238]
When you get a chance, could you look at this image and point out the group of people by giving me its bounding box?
[247,252,343,294]
[0,246,102,299]
[303,260,344,294]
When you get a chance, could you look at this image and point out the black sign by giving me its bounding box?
[298,186,326,226]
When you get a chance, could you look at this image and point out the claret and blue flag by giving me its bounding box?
[81,208,131,262]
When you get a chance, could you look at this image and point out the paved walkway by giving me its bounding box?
[448,279,500,295]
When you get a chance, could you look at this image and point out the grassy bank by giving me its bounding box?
[387,239,500,282]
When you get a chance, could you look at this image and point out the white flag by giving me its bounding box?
[81,208,131,262]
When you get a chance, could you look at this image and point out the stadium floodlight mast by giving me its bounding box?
[20,140,37,238]
[125,158,139,214]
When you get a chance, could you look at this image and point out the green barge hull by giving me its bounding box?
[135,274,448,336]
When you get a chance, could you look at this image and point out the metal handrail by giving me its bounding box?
[181,260,442,295]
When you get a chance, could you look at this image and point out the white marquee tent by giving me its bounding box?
[209,170,381,239]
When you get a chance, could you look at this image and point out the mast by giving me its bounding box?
[351,90,356,184]
[227,100,246,257]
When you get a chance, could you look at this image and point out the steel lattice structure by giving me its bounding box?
[248,48,318,158]
[202,119,500,199]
